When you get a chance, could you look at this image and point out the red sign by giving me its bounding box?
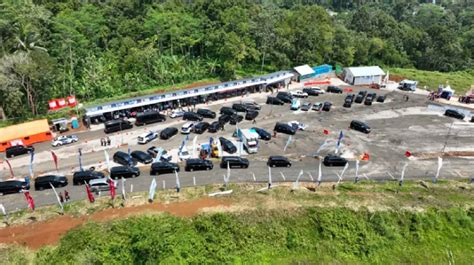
[57,98,67,108]
[49,96,78,111]
[67,96,77,107]
[48,100,58,110]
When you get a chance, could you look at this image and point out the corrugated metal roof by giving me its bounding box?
[345,66,385,77]
[0,119,50,143]
[294,65,315,76]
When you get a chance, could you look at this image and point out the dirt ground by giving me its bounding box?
[0,198,229,249]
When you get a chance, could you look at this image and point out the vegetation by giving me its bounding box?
[0,0,473,121]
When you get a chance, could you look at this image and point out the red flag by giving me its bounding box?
[24,191,35,211]
[405,151,412,157]
[5,159,14,178]
[108,179,116,200]
[323,129,330,135]
[51,151,58,171]
[85,184,95,203]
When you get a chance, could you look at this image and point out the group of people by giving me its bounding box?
[59,190,70,204]
[100,137,111,146]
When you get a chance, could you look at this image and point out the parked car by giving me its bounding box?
[113,151,136,166]
[193,122,210,134]
[266,96,284,105]
[229,114,243,125]
[355,94,365,104]
[104,119,133,134]
[291,90,309,98]
[35,175,68,191]
[343,95,354,108]
[0,180,29,195]
[288,121,307,131]
[208,121,222,133]
[183,112,203,121]
[181,122,196,134]
[73,170,105,185]
[444,109,465,120]
[5,145,34,158]
[267,156,291,167]
[89,178,117,193]
[131,150,153,164]
[232,103,248,112]
[169,110,185,119]
[185,159,213,171]
[376,95,386,103]
[274,122,296,135]
[197,108,216,119]
[219,137,237,154]
[323,155,348,167]
[220,156,249,168]
[137,131,158,144]
[251,127,271,140]
[52,135,78,147]
[245,110,259,120]
[327,86,343,94]
[220,106,237,116]
[290,99,301,110]
[364,93,376,105]
[110,166,140,179]
[471,116,474,123]
[300,102,312,111]
[178,148,191,160]
[276,92,293,103]
[150,162,180,175]
[322,102,332,111]
[135,111,166,126]
[303,87,325,96]
[350,120,371,134]
[147,146,172,161]
[218,114,232,125]
[242,100,261,110]
[160,127,178,140]
[312,102,323,111]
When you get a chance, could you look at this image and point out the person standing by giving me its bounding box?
[59,192,64,204]
[64,190,70,202]
[107,137,111,146]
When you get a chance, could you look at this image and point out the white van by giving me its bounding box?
[181,122,195,134]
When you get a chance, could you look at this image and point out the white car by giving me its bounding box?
[290,99,301,110]
[147,146,172,161]
[288,121,307,131]
[89,178,117,193]
[170,110,185,119]
[137,131,158,144]
[290,90,309,98]
[181,122,195,134]
[51,135,78,147]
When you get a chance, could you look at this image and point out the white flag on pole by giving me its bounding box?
[284,135,292,152]
[216,139,223,157]
[121,177,126,200]
[104,150,111,173]
[340,162,349,179]
[400,162,408,185]
[434,157,443,182]
[49,182,64,213]
[355,160,360,182]
[317,159,322,185]
[0,204,6,216]
[268,166,272,187]
[149,178,157,201]
[192,135,198,157]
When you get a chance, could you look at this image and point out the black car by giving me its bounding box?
[104,119,133,134]
[218,114,232,125]
[471,116,474,123]
[350,120,371,134]
[35,175,68,191]
[135,111,166,126]
[193,122,210,134]
[160,127,178,140]
[376,95,386,103]
[343,95,354,108]
[251,127,271,140]
[229,114,243,125]
[245,110,259,120]
[0,180,29,195]
[266,96,285,105]
[220,156,249,168]
[274,122,296,135]
[242,101,261,110]
[150,162,180,175]
[183,112,203,121]
[131,150,153,164]
[444,109,465,120]
[303,87,322,96]
[322,102,332,111]
[276,92,293,103]
[110,166,140,179]
[327,86,343,94]
[323,155,348,167]
[355,94,364,104]
[73,170,105,185]
[197,108,216,119]
[208,121,222,133]
[267,156,291,168]
[364,93,376,105]
[220,107,237,116]
[5,145,34,158]
[232,103,248,112]
[113,151,137,166]
[219,137,237,154]
[185,159,213,171]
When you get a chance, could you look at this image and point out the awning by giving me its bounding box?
[293,65,316,76]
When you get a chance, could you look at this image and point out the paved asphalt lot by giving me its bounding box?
[1,85,474,211]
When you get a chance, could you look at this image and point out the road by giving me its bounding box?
[1,84,473,211]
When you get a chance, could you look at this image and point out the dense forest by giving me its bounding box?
[0,0,472,120]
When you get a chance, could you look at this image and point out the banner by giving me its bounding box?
[216,138,223,157]
[340,162,349,179]
[29,151,35,178]
[24,191,35,211]
[434,157,443,182]
[109,178,116,200]
[49,182,64,212]
[78,148,83,171]
[268,166,272,187]
[317,159,322,185]
[121,177,126,200]
[192,136,198,157]
[400,162,408,186]
[51,151,58,171]
[335,131,344,154]
[149,178,157,201]
[284,135,292,152]
[0,203,6,216]
[5,159,14,178]
[85,184,95,203]
[104,150,111,173]
[355,160,360,183]
[175,170,181,192]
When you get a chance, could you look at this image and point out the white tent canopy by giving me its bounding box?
[443,85,455,93]
[345,66,385,77]
[293,65,315,76]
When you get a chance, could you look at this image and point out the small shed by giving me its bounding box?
[293,65,316,82]
[343,66,385,85]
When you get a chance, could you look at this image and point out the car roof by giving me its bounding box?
[269,156,288,160]
[89,178,108,185]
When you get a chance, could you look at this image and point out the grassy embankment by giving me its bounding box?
[388,67,474,94]
[1,180,473,264]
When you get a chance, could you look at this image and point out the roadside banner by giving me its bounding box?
[29,151,35,178]
[317,159,322,186]
[0,203,6,217]
[49,182,64,213]
[335,131,344,154]
[85,183,95,203]
[192,136,198,157]
[104,150,111,172]
[149,178,157,202]
[216,138,223,157]
[121,177,126,200]
[284,135,292,152]
[294,170,304,188]
[399,162,408,186]
[5,159,14,178]
[355,160,360,183]
[340,162,349,180]
[51,151,58,171]
[268,166,272,188]
[24,191,35,211]
[109,178,116,200]
[78,148,83,171]
[434,157,443,183]
[175,170,181,193]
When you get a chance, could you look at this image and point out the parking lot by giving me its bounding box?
[1,84,474,211]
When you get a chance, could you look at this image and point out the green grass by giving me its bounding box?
[388,67,474,94]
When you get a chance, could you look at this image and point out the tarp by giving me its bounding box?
[0,119,50,143]
[345,66,385,77]
[293,65,315,76]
